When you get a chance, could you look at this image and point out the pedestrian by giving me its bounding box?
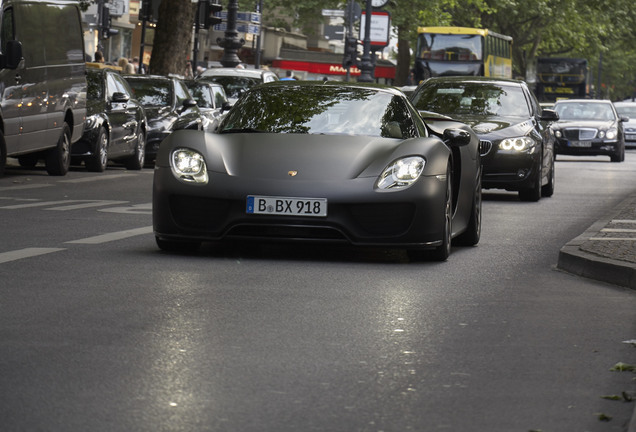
[184,60,193,78]
[118,57,133,73]
[280,70,295,81]
[94,51,104,63]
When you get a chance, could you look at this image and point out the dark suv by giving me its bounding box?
[411,76,559,201]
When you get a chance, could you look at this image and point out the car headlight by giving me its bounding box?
[170,148,208,184]
[499,136,535,152]
[604,128,617,140]
[376,156,425,190]
[85,114,99,130]
[554,130,562,138]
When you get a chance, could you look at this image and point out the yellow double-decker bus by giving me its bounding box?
[414,27,513,83]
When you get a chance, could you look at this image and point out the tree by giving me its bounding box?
[149,0,196,76]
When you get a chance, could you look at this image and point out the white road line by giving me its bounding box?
[0,200,77,209]
[46,200,128,211]
[610,220,636,224]
[0,247,66,264]
[58,174,137,183]
[0,184,54,191]
[99,202,152,214]
[589,237,636,241]
[66,226,153,244]
[601,228,636,233]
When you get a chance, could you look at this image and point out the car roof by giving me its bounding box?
[554,99,613,105]
[252,80,406,97]
[422,76,526,87]
[199,68,276,79]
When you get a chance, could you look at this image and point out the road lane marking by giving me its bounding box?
[0,200,77,209]
[589,237,636,241]
[0,247,66,264]
[66,226,153,244]
[99,202,152,214]
[58,174,138,183]
[46,200,128,211]
[0,184,54,191]
[601,228,636,233]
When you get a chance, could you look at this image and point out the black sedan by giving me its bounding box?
[71,67,147,171]
[411,77,558,201]
[552,99,626,162]
[153,82,482,261]
[184,80,231,132]
[124,75,204,163]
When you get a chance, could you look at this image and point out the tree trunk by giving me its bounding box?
[394,26,411,87]
[149,0,196,76]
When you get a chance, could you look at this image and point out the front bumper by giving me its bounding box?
[555,138,620,156]
[480,143,541,191]
[153,167,450,248]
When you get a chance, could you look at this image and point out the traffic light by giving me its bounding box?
[101,5,119,39]
[342,36,358,68]
[201,0,223,29]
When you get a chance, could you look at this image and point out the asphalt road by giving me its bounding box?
[1,153,635,432]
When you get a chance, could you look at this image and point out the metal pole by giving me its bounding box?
[254,0,263,68]
[357,0,374,82]
[218,0,245,67]
[138,1,147,73]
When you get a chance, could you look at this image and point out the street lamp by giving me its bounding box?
[218,0,245,67]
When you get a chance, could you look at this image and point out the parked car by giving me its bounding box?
[612,101,636,149]
[72,67,146,171]
[552,99,626,162]
[197,67,279,104]
[0,0,86,176]
[124,75,204,163]
[184,80,231,132]
[153,82,483,261]
[410,76,558,201]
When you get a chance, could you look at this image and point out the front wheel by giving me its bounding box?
[519,164,541,202]
[125,130,145,170]
[86,126,108,172]
[45,123,71,176]
[454,167,481,246]
[0,132,6,177]
[541,157,555,197]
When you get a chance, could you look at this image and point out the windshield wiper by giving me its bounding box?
[219,128,266,134]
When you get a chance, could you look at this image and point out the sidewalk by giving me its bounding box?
[558,192,636,290]
[556,192,636,432]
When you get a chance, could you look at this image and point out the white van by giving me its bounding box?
[0,0,87,176]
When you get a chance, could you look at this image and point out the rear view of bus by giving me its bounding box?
[413,26,512,83]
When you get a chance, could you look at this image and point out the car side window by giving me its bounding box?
[112,74,133,97]
[106,73,119,98]
[213,86,227,107]
[174,80,190,106]
[1,7,14,53]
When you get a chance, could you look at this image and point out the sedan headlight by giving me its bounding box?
[85,114,99,130]
[376,156,425,190]
[499,136,536,152]
[603,128,618,140]
[170,148,208,184]
[554,130,562,138]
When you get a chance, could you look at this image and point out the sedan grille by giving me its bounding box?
[563,128,597,140]
[479,140,493,156]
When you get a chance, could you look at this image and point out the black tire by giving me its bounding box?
[541,157,555,197]
[45,123,71,176]
[454,167,481,246]
[156,236,201,253]
[124,130,145,170]
[519,164,541,202]
[0,132,6,178]
[86,126,108,172]
[610,143,625,162]
[429,165,453,261]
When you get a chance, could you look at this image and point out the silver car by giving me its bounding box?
[197,68,279,104]
[613,101,636,149]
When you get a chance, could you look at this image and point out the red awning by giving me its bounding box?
[271,59,395,79]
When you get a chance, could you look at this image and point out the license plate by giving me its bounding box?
[246,196,327,217]
[626,134,636,140]
[569,140,592,147]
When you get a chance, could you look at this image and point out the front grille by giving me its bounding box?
[563,128,597,140]
[479,140,493,156]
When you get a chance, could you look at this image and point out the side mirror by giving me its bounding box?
[620,116,629,122]
[0,40,23,69]
[443,128,471,147]
[183,98,198,109]
[221,101,232,111]
[540,109,559,121]
[111,92,129,103]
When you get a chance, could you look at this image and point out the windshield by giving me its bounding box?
[186,83,214,109]
[412,81,530,117]
[126,79,172,107]
[204,76,262,100]
[615,104,636,118]
[555,102,616,121]
[417,33,482,61]
[219,85,419,138]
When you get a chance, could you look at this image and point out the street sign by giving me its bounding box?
[359,10,390,47]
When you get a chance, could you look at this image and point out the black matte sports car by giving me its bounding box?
[552,99,626,162]
[411,77,558,201]
[153,82,482,261]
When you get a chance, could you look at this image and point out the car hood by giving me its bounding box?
[161,132,429,180]
[449,114,534,139]
[553,119,617,129]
